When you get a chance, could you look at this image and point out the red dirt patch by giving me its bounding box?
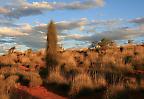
[17,85,67,99]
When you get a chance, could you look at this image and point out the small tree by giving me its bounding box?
[89,41,99,49]
[46,21,58,76]
[98,38,113,48]
[90,38,116,49]
[128,40,134,44]
[89,38,116,54]
[8,46,16,54]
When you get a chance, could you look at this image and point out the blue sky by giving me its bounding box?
[23,0,144,21]
[0,0,144,53]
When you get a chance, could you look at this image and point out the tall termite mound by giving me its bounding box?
[46,21,58,75]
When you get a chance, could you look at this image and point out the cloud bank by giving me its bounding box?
[0,0,105,19]
[0,18,144,50]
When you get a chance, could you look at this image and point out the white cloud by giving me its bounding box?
[0,27,28,36]
[130,17,144,24]
[18,23,33,32]
[32,2,53,9]
[67,34,85,40]
[68,27,144,42]
[56,18,88,31]
[51,0,105,9]
[0,7,9,14]
[1,0,105,18]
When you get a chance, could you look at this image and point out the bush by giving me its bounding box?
[92,75,107,89]
[0,75,19,99]
[124,55,133,64]
[47,67,67,84]
[69,73,94,95]
[0,67,42,87]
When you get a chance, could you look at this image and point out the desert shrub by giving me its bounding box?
[92,75,107,89]
[104,61,133,73]
[29,56,45,69]
[39,67,48,78]
[87,51,98,61]
[132,56,144,70]
[25,49,33,55]
[47,67,67,84]
[105,83,126,99]
[0,55,15,66]
[60,61,79,74]
[30,75,42,87]
[0,67,42,87]
[69,73,94,96]
[60,65,79,82]
[60,50,76,63]
[0,75,19,99]
[134,51,139,55]
[120,46,124,52]
[124,77,138,89]
[124,55,133,64]
[16,72,42,87]
[19,56,31,64]
[59,52,80,80]
[16,71,42,87]
[106,84,143,99]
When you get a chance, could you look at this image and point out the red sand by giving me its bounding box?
[17,85,67,99]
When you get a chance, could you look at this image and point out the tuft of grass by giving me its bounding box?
[0,67,42,87]
[47,67,67,84]
[69,73,94,96]
[0,75,19,99]
[92,75,107,89]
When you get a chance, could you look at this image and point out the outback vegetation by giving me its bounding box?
[0,21,144,99]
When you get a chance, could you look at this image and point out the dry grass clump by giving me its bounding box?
[19,56,31,64]
[132,55,144,70]
[0,67,42,87]
[69,73,94,95]
[87,50,99,61]
[59,51,81,76]
[60,53,77,71]
[105,81,140,99]
[23,72,43,87]
[105,83,126,99]
[0,75,19,99]
[92,75,107,89]
[47,67,67,84]
[0,55,16,66]
[124,77,138,89]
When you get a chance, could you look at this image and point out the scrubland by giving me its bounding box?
[0,44,144,99]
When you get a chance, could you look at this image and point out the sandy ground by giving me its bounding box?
[17,85,67,99]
